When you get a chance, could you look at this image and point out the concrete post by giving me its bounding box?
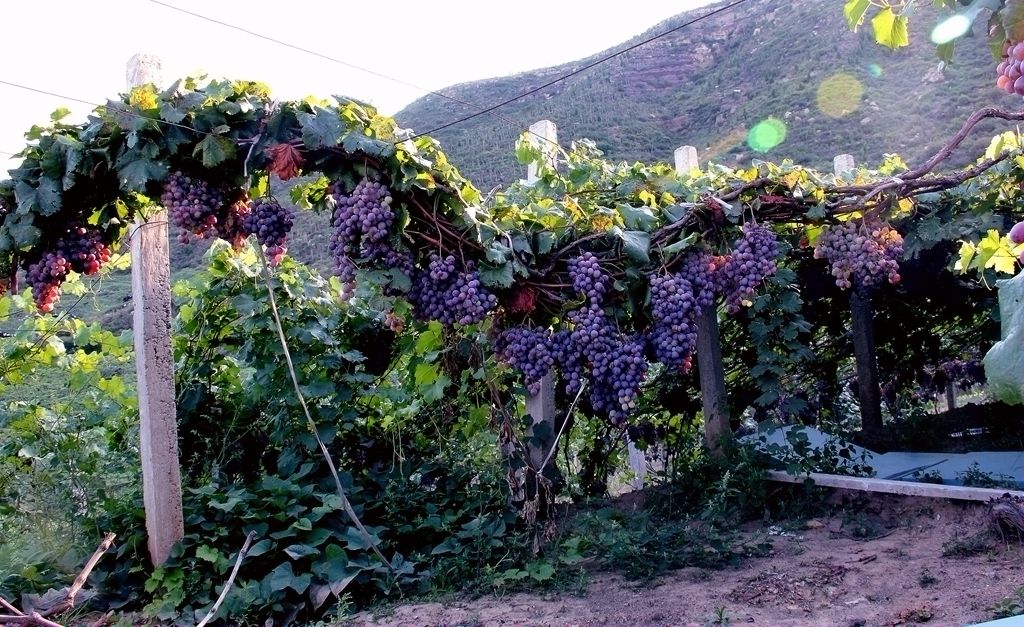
[676,145,730,456]
[525,120,560,473]
[128,54,184,566]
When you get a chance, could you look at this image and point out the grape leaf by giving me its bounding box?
[844,0,871,30]
[614,229,651,263]
[480,262,515,288]
[193,133,235,168]
[871,7,910,49]
[1004,0,1024,42]
[116,156,168,192]
[341,134,396,159]
[34,178,62,216]
[297,108,343,149]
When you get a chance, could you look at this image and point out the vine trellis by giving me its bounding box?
[2,62,1023,564]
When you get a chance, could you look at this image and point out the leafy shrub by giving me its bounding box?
[89,246,517,624]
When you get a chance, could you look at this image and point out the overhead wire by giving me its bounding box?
[0,78,204,135]
[145,0,563,149]
[406,0,754,139]
[146,0,754,146]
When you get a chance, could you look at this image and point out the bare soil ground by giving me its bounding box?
[351,491,1024,627]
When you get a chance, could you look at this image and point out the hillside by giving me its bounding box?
[39,0,1014,331]
[395,0,1010,189]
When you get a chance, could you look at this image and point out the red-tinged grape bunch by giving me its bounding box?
[715,223,779,314]
[568,251,609,304]
[219,197,252,251]
[329,178,396,281]
[61,225,112,275]
[996,40,1024,98]
[647,273,700,370]
[26,251,71,313]
[495,326,555,394]
[813,218,903,291]
[1010,220,1024,263]
[161,171,225,244]
[242,198,294,266]
[407,254,497,326]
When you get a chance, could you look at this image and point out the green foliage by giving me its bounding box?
[991,586,1024,619]
[85,246,517,624]
[0,291,139,601]
[956,461,1019,488]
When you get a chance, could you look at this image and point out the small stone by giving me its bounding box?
[805,519,825,529]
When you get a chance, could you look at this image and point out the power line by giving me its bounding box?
[407,0,754,139]
[0,78,202,135]
[146,0,564,148]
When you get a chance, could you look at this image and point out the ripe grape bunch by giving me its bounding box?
[1009,220,1024,262]
[996,40,1024,98]
[329,178,395,282]
[715,223,779,314]
[242,198,294,265]
[568,251,609,304]
[161,171,225,243]
[568,303,648,424]
[648,273,700,371]
[408,254,497,326]
[813,218,903,291]
[26,252,70,313]
[496,326,555,394]
[60,226,112,276]
[24,225,114,312]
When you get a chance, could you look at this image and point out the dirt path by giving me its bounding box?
[352,494,1024,626]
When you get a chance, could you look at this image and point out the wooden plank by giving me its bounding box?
[765,470,1024,502]
[128,53,184,566]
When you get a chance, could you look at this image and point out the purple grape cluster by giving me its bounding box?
[495,327,555,394]
[408,254,497,326]
[647,273,700,370]
[568,251,609,304]
[678,252,716,309]
[568,304,648,424]
[329,178,395,279]
[715,223,779,314]
[813,218,902,291]
[551,329,584,395]
[161,171,225,243]
[26,252,70,313]
[243,198,294,265]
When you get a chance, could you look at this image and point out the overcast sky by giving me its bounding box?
[0,0,714,172]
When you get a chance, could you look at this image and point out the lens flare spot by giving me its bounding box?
[816,73,864,119]
[747,118,787,152]
[867,63,883,78]
[931,14,971,45]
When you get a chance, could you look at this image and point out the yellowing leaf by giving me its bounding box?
[871,7,910,49]
[844,0,871,30]
[895,197,914,215]
[954,241,976,273]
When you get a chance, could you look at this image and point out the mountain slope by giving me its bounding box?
[395,0,1009,189]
